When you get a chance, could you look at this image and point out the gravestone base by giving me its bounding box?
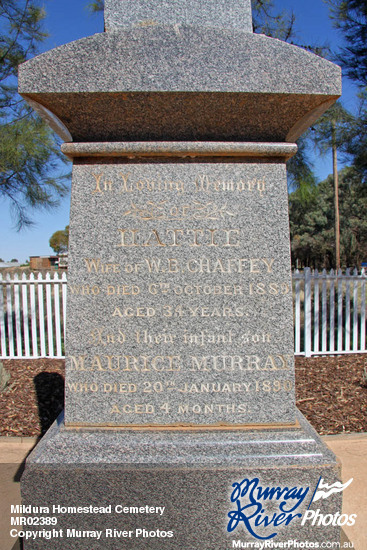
[21,410,342,549]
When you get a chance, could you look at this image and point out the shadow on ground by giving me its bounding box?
[13,372,64,483]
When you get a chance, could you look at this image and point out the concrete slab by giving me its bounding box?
[0,438,38,463]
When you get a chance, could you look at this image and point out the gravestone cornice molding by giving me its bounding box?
[19,26,341,142]
[19,28,340,95]
[61,141,298,160]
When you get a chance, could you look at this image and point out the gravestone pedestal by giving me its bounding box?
[21,412,341,548]
[18,0,344,546]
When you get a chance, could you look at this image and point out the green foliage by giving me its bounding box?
[0,0,47,86]
[0,105,69,228]
[341,89,367,181]
[88,0,104,13]
[251,0,295,40]
[290,167,367,269]
[326,0,367,86]
[49,225,69,254]
[0,0,69,229]
[251,1,324,191]
[325,1,367,180]
[311,101,354,154]
[287,132,317,193]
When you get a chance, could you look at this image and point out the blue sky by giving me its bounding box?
[0,0,357,262]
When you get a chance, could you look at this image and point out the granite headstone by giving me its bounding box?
[18,0,346,547]
[64,157,296,427]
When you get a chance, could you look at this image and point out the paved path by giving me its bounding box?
[0,437,36,550]
[323,433,367,549]
[0,435,365,549]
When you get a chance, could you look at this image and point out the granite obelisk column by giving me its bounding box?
[18,1,344,547]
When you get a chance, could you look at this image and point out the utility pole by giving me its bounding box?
[332,121,341,270]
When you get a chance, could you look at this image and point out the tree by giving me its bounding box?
[0,0,69,229]
[290,182,333,269]
[251,0,295,40]
[289,167,367,269]
[88,0,103,12]
[310,102,354,269]
[252,2,328,192]
[326,0,367,180]
[287,131,318,193]
[326,0,367,86]
[49,225,69,254]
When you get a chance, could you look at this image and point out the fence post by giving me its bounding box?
[294,269,301,354]
[321,269,327,353]
[304,267,312,357]
[54,273,62,358]
[62,272,67,344]
[37,272,46,357]
[6,274,14,358]
[353,268,359,351]
[337,269,343,353]
[0,274,6,357]
[14,273,22,357]
[345,268,351,351]
[361,269,366,351]
[313,269,319,353]
[29,273,38,357]
[329,269,335,352]
[22,273,30,357]
[45,272,54,357]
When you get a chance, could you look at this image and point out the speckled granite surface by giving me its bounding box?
[18,26,340,142]
[19,1,343,547]
[104,0,253,32]
[21,411,342,548]
[65,160,296,427]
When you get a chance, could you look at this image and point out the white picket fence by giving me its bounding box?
[0,272,67,359]
[294,267,366,357]
[0,269,366,359]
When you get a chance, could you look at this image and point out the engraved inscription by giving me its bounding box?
[67,378,294,395]
[69,355,292,372]
[67,164,294,425]
[116,228,240,248]
[123,201,235,221]
[90,172,267,197]
[81,256,275,275]
[195,174,266,196]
